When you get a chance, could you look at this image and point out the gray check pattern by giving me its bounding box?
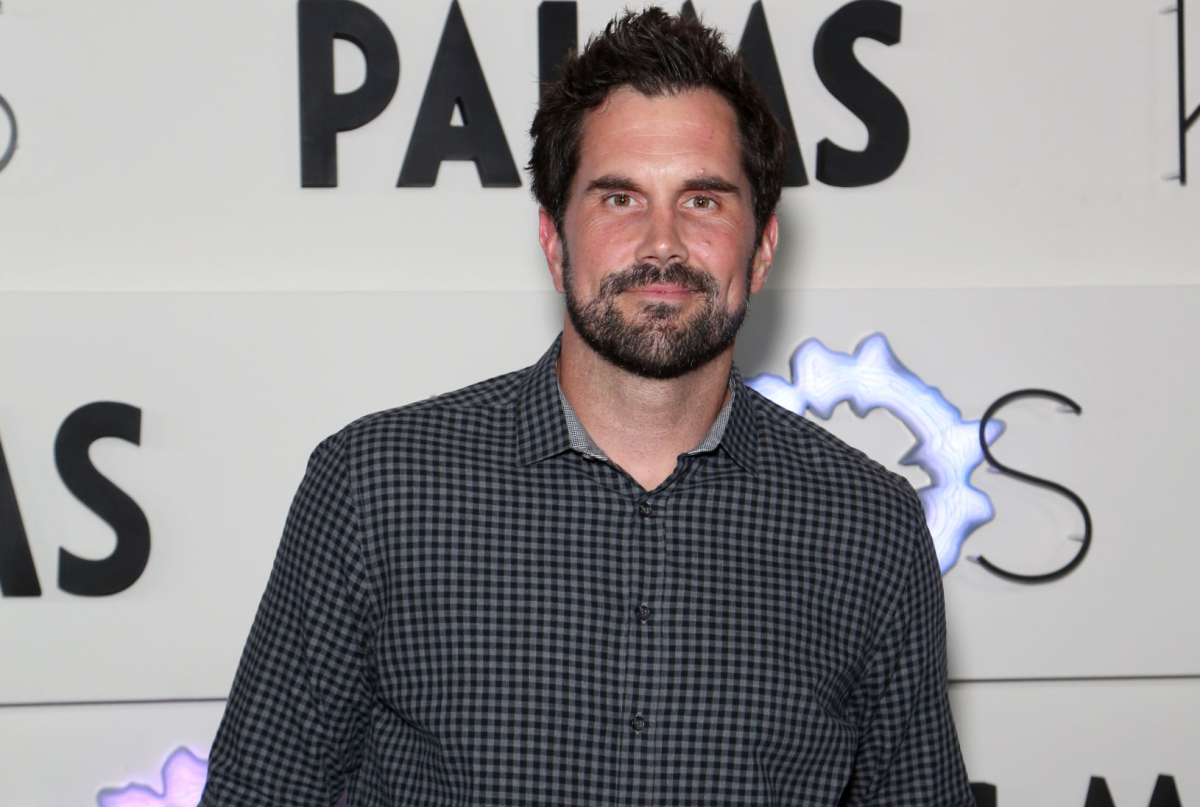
[200,336,973,806]
[555,376,735,461]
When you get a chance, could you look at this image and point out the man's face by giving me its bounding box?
[540,86,777,379]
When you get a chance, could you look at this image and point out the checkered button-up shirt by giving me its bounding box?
[201,336,973,806]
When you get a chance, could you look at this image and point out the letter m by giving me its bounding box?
[1085,776,1183,807]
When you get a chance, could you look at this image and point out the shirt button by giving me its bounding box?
[631,712,646,733]
[638,502,653,518]
[636,603,651,623]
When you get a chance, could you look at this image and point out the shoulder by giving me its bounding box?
[748,384,918,504]
[295,366,530,495]
[338,366,527,447]
[742,383,929,572]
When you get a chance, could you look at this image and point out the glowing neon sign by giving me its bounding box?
[97,747,208,807]
[746,333,1003,573]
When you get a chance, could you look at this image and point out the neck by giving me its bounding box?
[557,320,732,491]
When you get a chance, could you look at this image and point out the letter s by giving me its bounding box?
[55,402,150,596]
[812,0,910,187]
[976,389,1092,584]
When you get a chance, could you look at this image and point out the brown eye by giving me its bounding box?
[612,194,631,206]
[689,196,713,208]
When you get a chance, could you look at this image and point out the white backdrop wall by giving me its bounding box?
[0,0,1197,805]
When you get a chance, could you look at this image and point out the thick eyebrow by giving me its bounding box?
[582,174,742,197]
[583,175,644,195]
[681,176,741,196]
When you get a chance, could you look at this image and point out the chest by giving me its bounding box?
[366,463,878,734]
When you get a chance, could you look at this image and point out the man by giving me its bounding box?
[200,7,973,806]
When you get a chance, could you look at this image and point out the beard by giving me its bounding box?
[561,246,751,380]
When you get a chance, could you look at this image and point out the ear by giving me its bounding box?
[539,207,567,293]
[748,213,778,295]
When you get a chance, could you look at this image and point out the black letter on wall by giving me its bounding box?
[737,3,809,187]
[681,2,808,187]
[969,783,997,807]
[55,403,150,597]
[813,0,909,187]
[298,0,400,187]
[539,2,577,97]
[976,389,1092,584]
[1148,777,1184,807]
[0,434,41,596]
[1084,775,1182,807]
[1085,779,1116,807]
[398,1,520,187]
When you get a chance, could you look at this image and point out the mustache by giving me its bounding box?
[598,263,718,297]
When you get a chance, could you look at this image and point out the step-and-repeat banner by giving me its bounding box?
[1,1,1197,806]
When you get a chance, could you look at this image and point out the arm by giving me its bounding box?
[843,487,974,806]
[200,434,376,806]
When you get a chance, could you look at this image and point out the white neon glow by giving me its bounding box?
[97,747,208,807]
[746,333,1003,573]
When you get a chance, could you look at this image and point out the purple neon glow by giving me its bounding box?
[96,748,349,807]
[746,333,1003,573]
[97,747,208,807]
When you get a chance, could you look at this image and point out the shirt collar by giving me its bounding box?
[516,335,759,475]
[514,335,575,466]
[719,363,759,475]
[555,382,610,461]
[556,377,735,461]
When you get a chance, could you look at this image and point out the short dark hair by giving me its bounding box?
[528,6,787,240]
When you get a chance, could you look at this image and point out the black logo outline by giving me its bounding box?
[0,93,16,174]
[1166,0,1199,184]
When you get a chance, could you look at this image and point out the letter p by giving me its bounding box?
[298,0,399,187]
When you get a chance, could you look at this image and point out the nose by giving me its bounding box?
[636,205,689,266]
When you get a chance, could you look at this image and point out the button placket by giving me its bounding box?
[627,494,661,774]
[636,503,653,629]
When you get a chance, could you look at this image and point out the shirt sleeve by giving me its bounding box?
[200,434,377,807]
[842,485,975,806]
